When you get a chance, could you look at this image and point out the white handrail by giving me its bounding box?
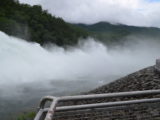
[34,89,160,120]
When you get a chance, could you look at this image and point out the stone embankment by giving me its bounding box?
[88,59,160,94]
[89,66,160,94]
[53,59,160,120]
[39,59,160,120]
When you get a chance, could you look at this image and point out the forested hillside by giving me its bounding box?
[2,0,160,47]
[76,22,160,44]
[0,0,88,46]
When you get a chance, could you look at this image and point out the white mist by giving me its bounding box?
[0,31,160,97]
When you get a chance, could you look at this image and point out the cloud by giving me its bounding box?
[19,0,160,27]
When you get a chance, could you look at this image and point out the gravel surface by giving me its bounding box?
[40,65,160,120]
[89,66,160,94]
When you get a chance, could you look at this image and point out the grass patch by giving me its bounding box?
[16,112,36,120]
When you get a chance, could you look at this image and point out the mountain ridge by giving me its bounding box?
[75,21,160,45]
[1,0,160,47]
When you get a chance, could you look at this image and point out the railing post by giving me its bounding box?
[34,96,58,120]
[44,98,59,120]
[155,59,160,72]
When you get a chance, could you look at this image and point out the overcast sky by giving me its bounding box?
[19,0,160,27]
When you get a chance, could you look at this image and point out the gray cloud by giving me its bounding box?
[19,0,160,27]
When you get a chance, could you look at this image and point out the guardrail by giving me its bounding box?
[34,89,160,120]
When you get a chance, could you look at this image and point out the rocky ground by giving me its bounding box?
[53,65,160,120]
[89,66,160,94]
[21,65,160,120]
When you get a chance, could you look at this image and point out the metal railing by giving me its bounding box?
[34,89,160,120]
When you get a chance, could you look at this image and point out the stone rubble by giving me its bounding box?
[89,66,160,94]
[54,62,160,120]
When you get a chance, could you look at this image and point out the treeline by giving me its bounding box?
[0,0,88,46]
[76,22,160,45]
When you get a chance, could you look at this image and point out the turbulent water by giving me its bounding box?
[0,31,160,119]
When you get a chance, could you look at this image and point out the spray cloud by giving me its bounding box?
[0,31,160,97]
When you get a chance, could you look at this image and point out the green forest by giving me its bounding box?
[1,0,160,47]
[0,0,88,46]
[76,22,160,45]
